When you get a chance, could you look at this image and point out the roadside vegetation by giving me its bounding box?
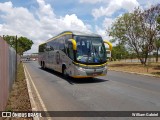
[3,35,33,55]
[4,63,32,119]
[109,61,160,77]
[107,4,160,65]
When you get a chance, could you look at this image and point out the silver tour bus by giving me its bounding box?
[38,31,112,78]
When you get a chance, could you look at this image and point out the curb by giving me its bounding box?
[23,64,39,120]
[23,64,52,120]
[109,69,160,78]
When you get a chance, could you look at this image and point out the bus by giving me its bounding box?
[38,31,112,78]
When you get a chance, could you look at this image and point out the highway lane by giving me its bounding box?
[24,61,160,120]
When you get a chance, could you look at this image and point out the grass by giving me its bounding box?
[108,61,160,77]
[4,63,32,120]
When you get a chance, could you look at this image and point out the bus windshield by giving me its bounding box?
[74,36,107,64]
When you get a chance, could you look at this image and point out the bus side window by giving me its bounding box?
[55,39,59,50]
[59,36,65,52]
[39,43,47,52]
[53,41,56,50]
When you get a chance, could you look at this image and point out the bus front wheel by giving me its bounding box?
[62,66,68,78]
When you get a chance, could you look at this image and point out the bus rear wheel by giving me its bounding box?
[42,61,46,69]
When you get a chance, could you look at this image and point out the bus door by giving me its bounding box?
[66,41,75,76]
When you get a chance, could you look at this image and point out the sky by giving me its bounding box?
[0,0,159,53]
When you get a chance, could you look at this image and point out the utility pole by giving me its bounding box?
[15,35,18,81]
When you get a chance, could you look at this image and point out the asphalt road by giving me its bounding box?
[24,61,160,120]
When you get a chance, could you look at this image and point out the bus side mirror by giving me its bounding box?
[104,40,112,51]
[68,39,77,50]
[104,40,112,58]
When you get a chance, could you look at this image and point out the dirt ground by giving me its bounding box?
[4,63,32,120]
[109,61,160,77]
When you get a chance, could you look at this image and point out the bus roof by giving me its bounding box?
[61,31,101,37]
[40,31,101,45]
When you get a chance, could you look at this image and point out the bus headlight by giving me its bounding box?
[105,65,107,69]
[78,67,85,71]
[75,65,85,71]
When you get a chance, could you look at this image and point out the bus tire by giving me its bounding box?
[62,66,68,78]
[42,61,46,69]
[41,61,43,68]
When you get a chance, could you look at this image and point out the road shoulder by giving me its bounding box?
[109,69,160,78]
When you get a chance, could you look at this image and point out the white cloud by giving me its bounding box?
[0,1,12,12]
[37,0,55,19]
[95,17,115,44]
[95,25,113,46]
[0,0,91,53]
[95,25,114,49]
[0,2,41,37]
[103,18,114,29]
[95,25,106,39]
[80,0,105,4]
[92,0,139,19]
[144,1,152,9]
[61,14,91,32]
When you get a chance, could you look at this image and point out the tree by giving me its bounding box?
[143,4,160,63]
[157,15,160,30]
[111,44,129,61]
[3,35,33,55]
[108,11,147,64]
[155,15,160,62]
[17,37,34,55]
[154,38,160,62]
[3,35,16,47]
[108,4,160,65]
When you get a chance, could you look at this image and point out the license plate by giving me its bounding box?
[93,73,98,76]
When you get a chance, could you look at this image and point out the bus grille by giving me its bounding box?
[81,65,105,69]
[86,71,103,76]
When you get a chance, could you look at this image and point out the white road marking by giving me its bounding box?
[24,65,39,120]
[24,64,52,120]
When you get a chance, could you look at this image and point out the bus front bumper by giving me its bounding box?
[73,66,107,78]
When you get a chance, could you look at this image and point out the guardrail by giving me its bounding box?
[0,37,19,111]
